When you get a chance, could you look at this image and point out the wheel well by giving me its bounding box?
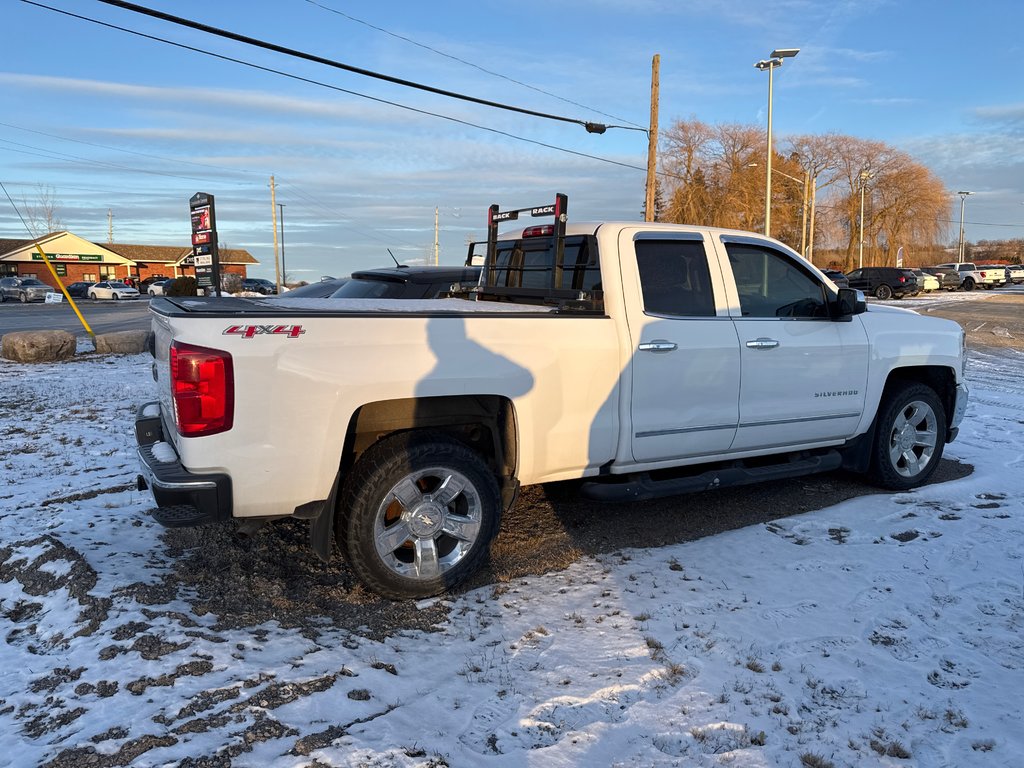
[341,394,517,491]
[882,365,957,426]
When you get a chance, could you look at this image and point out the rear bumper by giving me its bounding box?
[135,401,233,527]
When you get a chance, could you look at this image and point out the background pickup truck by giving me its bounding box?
[931,262,1004,290]
[137,195,968,599]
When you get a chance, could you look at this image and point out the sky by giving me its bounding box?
[1,291,1023,765]
[2,0,1023,280]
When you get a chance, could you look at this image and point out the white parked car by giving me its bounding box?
[147,279,170,296]
[911,269,939,292]
[88,281,140,300]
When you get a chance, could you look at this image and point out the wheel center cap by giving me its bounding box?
[407,503,445,537]
[899,427,915,451]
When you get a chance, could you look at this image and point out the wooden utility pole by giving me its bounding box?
[270,175,281,292]
[107,209,114,243]
[644,54,660,222]
[434,206,440,266]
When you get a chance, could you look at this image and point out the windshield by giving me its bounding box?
[330,278,405,298]
[22,279,47,287]
[108,282,130,288]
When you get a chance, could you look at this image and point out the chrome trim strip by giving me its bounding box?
[636,423,736,438]
[739,412,860,429]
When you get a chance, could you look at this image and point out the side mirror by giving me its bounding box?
[835,287,867,318]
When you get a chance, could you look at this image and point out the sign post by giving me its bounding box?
[189,192,222,296]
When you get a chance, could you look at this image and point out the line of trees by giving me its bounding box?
[656,119,952,270]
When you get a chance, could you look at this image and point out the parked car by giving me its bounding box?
[241,278,278,295]
[147,279,171,297]
[920,267,961,291]
[325,265,482,299]
[88,281,141,300]
[279,278,349,298]
[910,269,940,292]
[0,276,56,303]
[844,267,920,300]
[931,262,1001,291]
[64,281,95,298]
[139,274,169,291]
[1007,264,1024,285]
[821,269,850,289]
[977,265,1009,289]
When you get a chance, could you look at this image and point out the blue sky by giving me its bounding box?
[2,0,1023,279]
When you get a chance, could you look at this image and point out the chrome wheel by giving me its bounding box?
[338,431,501,599]
[887,399,938,478]
[373,467,483,581]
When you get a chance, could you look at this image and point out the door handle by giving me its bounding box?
[745,337,780,349]
[638,340,677,353]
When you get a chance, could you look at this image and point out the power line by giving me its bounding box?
[302,0,645,129]
[21,0,659,177]
[87,0,641,136]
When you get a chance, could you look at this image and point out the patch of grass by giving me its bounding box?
[745,657,765,673]
[799,754,835,768]
[972,739,996,752]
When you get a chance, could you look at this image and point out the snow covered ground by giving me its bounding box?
[1,342,1022,767]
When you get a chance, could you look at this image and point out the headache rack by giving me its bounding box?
[468,193,603,312]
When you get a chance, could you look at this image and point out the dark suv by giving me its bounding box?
[844,267,920,300]
[325,265,481,299]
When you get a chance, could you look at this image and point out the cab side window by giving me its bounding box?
[726,243,828,318]
[635,239,716,317]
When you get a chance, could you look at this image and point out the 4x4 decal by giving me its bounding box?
[223,324,305,339]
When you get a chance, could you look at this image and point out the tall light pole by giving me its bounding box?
[957,191,973,263]
[278,203,286,285]
[770,166,809,256]
[755,47,799,238]
[858,169,873,269]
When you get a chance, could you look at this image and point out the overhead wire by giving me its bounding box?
[89,0,644,135]
[301,0,646,129]
[20,0,668,178]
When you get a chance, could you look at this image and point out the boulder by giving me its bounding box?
[94,330,151,355]
[1,330,77,362]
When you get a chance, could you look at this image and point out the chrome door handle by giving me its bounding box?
[638,340,678,353]
[745,338,780,349]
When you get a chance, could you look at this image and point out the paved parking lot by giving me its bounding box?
[0,296,153,337]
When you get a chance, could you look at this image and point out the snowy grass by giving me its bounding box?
[1,346,1022,766]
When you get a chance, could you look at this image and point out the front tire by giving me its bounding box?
[867,382,946,490]
[19,292,27,303]
[962,278,975,291]
[874,284,893,300]
[337,431,501,599]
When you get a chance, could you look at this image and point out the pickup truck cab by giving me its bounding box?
[932,262,1003,290]
[137,195,968,599]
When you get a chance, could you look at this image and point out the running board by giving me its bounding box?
[579,449,843,503]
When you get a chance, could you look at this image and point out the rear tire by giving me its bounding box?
[19,292,27,303]
[962,278,975,291]
[874,284,893,300]
[336,431,501,599]
[867,382,946,491]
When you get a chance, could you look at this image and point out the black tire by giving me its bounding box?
[874,284,893,300]
[19,292,28,303]
[0,291,5,303]
[962,278,975,291]
[867,382,946,491]
[337,431,501,599]
[112,293,119,300]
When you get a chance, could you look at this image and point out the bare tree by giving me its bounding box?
[22,184,64,237]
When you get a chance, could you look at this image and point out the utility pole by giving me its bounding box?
[644,54,660,222]
[434,206,440,266]
[270,175,281,292]
[278,203,286,284]
[107,209,114,243]
[807,175,818,264]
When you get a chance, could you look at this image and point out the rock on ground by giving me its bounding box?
[1,330,76,362]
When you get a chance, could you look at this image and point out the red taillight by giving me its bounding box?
[523,225,554,237]
[169,341,234,437]
[899,276,906,283]
[980,271,986,278]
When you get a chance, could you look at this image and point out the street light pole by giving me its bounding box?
[277,203,286,285]
[957,191,973,264]
[858,169,873,269]
[770,166,809,257]
[755,48,799,238]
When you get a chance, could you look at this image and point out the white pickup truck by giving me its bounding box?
[136,195,968,599]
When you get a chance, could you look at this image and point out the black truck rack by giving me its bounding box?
[469,194,602,311]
